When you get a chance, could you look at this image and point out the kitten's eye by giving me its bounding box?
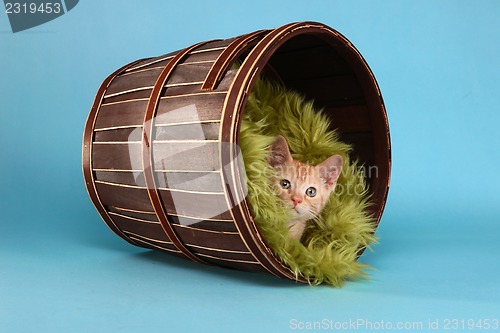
[280,179,291,189]
[305,187,317,197]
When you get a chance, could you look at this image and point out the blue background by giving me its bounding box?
[1,1,499,332]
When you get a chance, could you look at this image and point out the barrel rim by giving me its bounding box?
[221,21,391,282]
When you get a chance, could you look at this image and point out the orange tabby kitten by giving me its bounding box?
[269,135,343,240]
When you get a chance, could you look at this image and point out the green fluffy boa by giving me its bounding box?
[239,77,377,286]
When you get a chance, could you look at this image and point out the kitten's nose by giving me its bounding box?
[291,196,302,207]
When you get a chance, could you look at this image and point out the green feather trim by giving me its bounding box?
[239,77,377,287]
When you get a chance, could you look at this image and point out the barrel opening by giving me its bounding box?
[236,31,389,219]
[229,26,390,285]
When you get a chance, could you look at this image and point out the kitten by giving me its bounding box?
[268,135,343,240]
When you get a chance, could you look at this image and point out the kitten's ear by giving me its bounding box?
[318,154,343,187]
[268,135,293,167]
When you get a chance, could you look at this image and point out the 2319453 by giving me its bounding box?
[5,2,62,14]
[438,319,499,331]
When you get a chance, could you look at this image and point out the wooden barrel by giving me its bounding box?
[82,21,391,282]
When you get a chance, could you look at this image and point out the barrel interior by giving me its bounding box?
[240,33,390,221]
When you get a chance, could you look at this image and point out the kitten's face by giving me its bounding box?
[273,161,331,221]
[269,135,343,222]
